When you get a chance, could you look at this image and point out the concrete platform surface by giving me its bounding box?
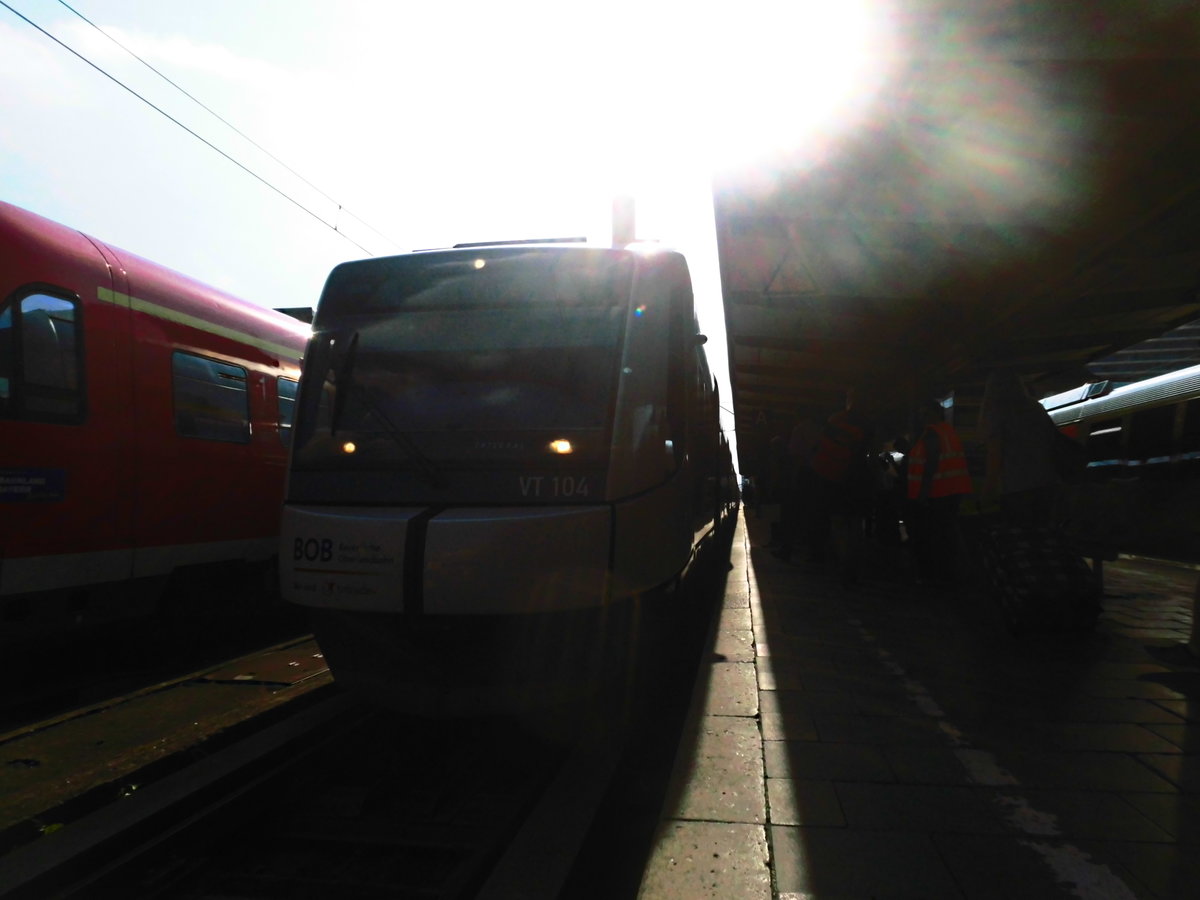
[639,511,1199,900]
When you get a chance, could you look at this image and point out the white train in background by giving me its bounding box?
[1043,363,1200,563]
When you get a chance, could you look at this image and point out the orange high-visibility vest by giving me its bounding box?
[907,422,972,499]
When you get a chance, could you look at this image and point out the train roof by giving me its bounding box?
[314,241,690,325]
[405,239,679,256]
[1045,362,1200,424]
[0,201,311,356]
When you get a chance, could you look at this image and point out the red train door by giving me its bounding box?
[0,223,136,595]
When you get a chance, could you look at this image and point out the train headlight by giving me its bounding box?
[548,439,574,455]
[342,441,357,454]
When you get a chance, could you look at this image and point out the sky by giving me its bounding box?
[1,0,891,457]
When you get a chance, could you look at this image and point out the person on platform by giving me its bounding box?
[809,390,873,583]
[906,400,972,586]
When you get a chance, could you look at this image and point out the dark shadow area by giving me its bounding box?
[559,516,737,899]
[0,563,308,734]
[740,504,1198,898]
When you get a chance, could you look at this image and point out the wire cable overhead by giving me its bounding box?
[54,0,403,252]
[2,0,389,256]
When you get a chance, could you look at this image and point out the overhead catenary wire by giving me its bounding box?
[53,0,404,252]
[1,0,375,256]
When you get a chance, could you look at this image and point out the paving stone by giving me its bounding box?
[1081,679,1188,700]
[812,713,947,746]
[759,709,819,742]
[758,687,858,718]
[1142,722,1200,750]
[638,821,770,900]
[1076,838,1200,900]
[1037,697,1187,725]
[935,834,1139,899]
[771,825,961,898]
[1076,662,1175,680]
[751,638,841,671]
[718,606,753,632]
[801,672,914,699]
[756,657,807,691]
[1152,699,1200,722]
[1119,629,1190,641]
[693,715,762,758]
[1014,789,1174,841]
[765,778,845,826]
[701,662,759,718]
[934,689,1053,724]
[763,741,894,782]
[670,748,766,824]
[885,746,976,785]
[1119,791,1200,840]
[1136,753,1200,792]
[834,782,1011,834]
[851,689,933,718]
[722,591,750,610]
[969,749,1179,792]
[987,722,1185,754]
[758,648,864,676]
[713,628,756,663]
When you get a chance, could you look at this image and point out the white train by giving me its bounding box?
[1044,363,1200,563]
[281,240,737,713]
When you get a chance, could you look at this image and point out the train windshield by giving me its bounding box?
[291,249,631,490]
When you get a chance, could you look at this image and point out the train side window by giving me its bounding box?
[1182,399,1200,455]
[1085,416,1123,463]
[1127,404,1177,463]
[172,351,250,443]
[0,305,10,410]
[665,282,691,468]
[0,291,85,424]
[277,376,299,446]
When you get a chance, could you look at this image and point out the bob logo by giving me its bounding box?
[294,538,334,563]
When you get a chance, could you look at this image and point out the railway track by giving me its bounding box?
[0,576,308,735]
[1,692,628,900]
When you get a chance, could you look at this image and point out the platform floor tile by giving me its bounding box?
[771,826,962,898]
[638,821,770,900]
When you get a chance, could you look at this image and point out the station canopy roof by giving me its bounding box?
[715,0,1200,473]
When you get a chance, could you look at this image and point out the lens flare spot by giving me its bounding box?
[548,439,574,455]
[342,441,357,454]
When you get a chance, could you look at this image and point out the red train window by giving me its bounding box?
[278,376,298,446]
[172,351,250,443]
[0,291,84,424]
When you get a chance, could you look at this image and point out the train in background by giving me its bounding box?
[281,240,738,714]
[0,201,311,636]
[1043,363,1200,563]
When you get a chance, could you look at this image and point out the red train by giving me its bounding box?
[0,201,310,636]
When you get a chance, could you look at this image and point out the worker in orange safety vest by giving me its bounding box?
[906,400,972,586]
[907,420,972,501]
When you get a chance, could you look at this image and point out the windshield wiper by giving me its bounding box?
[330,331,359,437]
[327,330,447,489]
[346,381,449,490]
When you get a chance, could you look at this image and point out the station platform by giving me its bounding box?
[638,511,1199,900]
